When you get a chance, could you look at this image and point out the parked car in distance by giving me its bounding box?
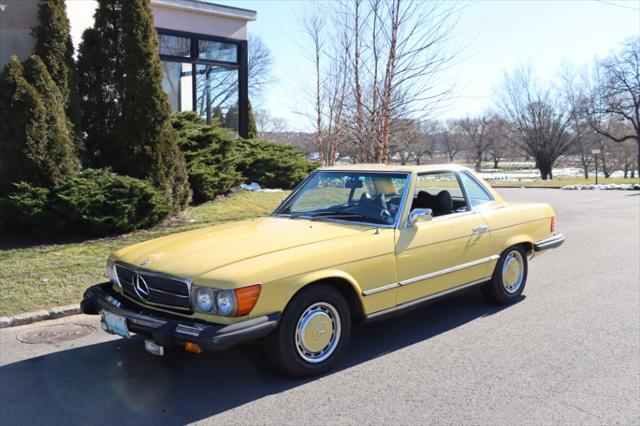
[81,164,565,376]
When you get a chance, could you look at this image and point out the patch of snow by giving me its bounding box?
[240,182,283,192]
[240,182,262,191]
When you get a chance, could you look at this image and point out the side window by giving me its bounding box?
[459,172,493,208]
[412,172,467,216]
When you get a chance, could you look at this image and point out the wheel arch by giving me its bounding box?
[286,271,366,321]
[500,236,534,258]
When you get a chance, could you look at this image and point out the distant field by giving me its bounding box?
[489,176,639,187]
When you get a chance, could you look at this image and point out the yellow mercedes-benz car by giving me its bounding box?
[81,164,564,376]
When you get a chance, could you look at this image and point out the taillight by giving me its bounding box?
[550,216,556,233]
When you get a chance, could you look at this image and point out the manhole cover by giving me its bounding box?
[17,323,96,344]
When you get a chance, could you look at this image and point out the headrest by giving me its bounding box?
[417,190,435,205]
[373,179,398,196]
[435,190,453,212]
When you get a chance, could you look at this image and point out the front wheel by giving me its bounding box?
[267,285,351,377]
[482,246,528,305]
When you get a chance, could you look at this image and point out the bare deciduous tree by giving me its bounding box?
[437,120,465,162]
[390,119,434,165]
[497,65,574,180]
[302,0,461,165]
[303,13,326,164]
[487,117,511,169]
[586,36,640,173]
[457,113,495,172]
[561,64,596,178]
[248,34,274,100]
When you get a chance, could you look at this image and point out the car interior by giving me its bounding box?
[410,172,469,217]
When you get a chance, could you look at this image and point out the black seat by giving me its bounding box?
[433,190,454,216]
[413,190,435,210]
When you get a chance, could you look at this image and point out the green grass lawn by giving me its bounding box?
[0,191,289,317]
[490,176,639,187]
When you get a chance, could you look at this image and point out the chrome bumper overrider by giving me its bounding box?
[534,233,565,251]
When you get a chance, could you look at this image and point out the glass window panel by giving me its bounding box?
[414,172,464,198]
[158,34,191,57]
[279,172,409,226]
[195,64,239,131]
[412,172,468,214]
[198,39,237,63]
[459,172,493,208]
[161,62,193,112]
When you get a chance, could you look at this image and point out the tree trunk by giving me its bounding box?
[377,0,400,164]
[475,152,482,172]
[538,161,552,180]
[493,157,499,169]
[637,146,639,181]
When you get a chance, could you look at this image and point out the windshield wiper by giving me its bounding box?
[308,212,387,224]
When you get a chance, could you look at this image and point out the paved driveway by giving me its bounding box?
[1,188,638,425]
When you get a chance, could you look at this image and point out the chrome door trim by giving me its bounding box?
[361,282,401,296]
[398,255,499,287]
[364,276,492,321]
[361,255,500,296]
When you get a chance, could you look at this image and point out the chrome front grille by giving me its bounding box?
[115,263,192,312]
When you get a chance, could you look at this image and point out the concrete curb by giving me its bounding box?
[0,304,80,329]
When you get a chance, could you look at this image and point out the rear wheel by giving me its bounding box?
[482,246,528,304]
[267,284,351,377]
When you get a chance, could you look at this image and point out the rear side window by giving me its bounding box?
[459,172,493,208]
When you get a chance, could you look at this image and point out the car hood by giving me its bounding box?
[113,216,371,279]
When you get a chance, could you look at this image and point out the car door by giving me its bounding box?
[395,171,495,305]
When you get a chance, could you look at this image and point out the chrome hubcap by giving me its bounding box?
[502,250,524,294]
[295,302,341,363]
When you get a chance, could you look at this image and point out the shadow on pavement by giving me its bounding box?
[0,289,519,425]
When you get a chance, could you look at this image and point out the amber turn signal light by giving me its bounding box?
[233,284,262,316]
[184,342,202,353]
[551,216,557,233]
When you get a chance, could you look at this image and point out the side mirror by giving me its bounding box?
[407,208,433,227]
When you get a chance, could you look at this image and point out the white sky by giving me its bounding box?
[67,0,640,131]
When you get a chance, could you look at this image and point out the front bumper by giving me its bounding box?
[534,233,565,251]
[81,283,280,351]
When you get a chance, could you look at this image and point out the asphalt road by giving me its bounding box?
[1,188,639,425]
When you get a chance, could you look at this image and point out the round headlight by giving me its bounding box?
[195,287,214,312]
[216,290,237,316]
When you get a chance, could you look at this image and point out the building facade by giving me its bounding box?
[0,0,256,137]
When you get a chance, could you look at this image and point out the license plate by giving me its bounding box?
[101,310,130,338]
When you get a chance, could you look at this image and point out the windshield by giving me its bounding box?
[274,171,410,226]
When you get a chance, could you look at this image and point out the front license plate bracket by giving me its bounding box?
[101,310,130,338]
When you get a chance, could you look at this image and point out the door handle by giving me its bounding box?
[472,225,489,234]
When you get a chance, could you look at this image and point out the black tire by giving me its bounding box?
[481,245,528,305]
[266,284,351,377]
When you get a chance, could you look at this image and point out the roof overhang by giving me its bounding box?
[151,0,256,21]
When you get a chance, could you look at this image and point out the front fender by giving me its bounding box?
[287,269,364,305]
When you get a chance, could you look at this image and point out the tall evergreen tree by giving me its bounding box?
[77,0,190,209]
[247,100,258,139]
[33,0,82,139]
[0,56,79,194]
[212,105,224,125]
[76,2,120,168]
[224,105,239,131]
